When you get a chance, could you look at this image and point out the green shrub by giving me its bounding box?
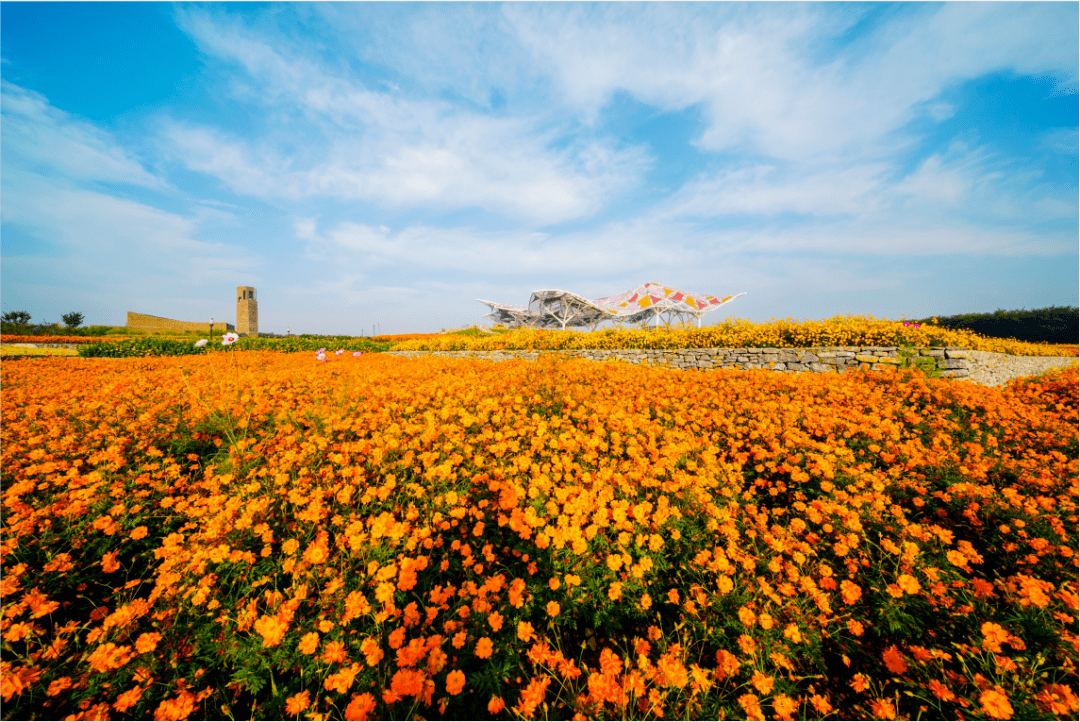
[76,335,397,358]
[77,337,210,358]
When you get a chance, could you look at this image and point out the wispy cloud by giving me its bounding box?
[1,81,168,190]
[1,80,259,304]
[165,6,650,224]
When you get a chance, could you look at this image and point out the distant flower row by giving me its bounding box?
[392,315,1073,357]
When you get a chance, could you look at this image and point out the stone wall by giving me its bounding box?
[383,346,973,378]
[126,312,235,334]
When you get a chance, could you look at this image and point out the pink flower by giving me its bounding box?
[316,352,327,362]
[352,351,362,357]
[222,332,240,345]
[335,349,345,356]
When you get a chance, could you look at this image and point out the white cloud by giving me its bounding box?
[656,162,891,219]
[166,8,650,224]
[1,80,258,292]
[891,155,970,206]
[502,3,1078,162]
[1,81,167,189]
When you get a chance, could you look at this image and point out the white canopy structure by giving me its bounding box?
[478,283,746,331]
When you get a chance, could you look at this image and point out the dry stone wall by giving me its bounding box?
[383,346,973,378]
[126,312,235,334]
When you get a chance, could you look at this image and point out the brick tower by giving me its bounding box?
[237,286,258,337]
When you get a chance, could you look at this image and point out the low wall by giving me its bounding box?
[126,312,235,334]
[383,346,973,378]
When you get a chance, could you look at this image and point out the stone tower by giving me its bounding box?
[237,286,258,337]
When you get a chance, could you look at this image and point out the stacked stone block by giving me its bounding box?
[383,346,973,379]
[237,287,258,337]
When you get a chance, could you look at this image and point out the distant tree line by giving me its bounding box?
[911,305,1078,345]
[2,310,92,336]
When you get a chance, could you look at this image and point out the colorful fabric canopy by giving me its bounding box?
[478,283,745,331]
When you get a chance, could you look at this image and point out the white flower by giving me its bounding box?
[194,339,208,347]
[222,332,240,346]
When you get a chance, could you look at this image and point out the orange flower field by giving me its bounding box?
[1,351,1077,720]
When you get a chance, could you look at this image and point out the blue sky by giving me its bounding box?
[2,2,1077,336]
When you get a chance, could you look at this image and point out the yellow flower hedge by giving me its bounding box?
[1,352,1077,720]
[390,315,1075,357]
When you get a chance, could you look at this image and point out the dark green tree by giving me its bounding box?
[62,312,85,328]
[2,310,31,325]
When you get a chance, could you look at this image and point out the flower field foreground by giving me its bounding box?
[391,315,1072,357]
[1,352,1077,721]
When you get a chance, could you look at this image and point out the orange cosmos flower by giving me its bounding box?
[299,632,320,655]
[343,692,377,721]
[980,621,1009,653]
[897,574,921,595]
[113,684,145,713]
[772,693,798,720]
[87,642,134,673]
[882,645,907,675]
[47,677,73,697]
[253,615,288,648]
[101,551,121,573]
[487,612,503,631]
[360,637,383,667]
[1034,683,1079,715]
[980,687,1014,719]
[928,679,956,702]
[809,693,833,716]
[322,640,348,664]
[870,698,896,720]
[547,601,560,617]
[750,671,774,695]
[608,582,622,601]
[599,648,623,677]
[3,623,31,643]
[135,632,161,655]
[446,670,465,696]
[324,663,360,694]
[285,690,311,715]
[153,691,196,721]
[514,676,551,717]
[840,579,862,605]
[737,693,764,720]
[488,695,506,714]
[475,637,493,659]
[517,621,535,643]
